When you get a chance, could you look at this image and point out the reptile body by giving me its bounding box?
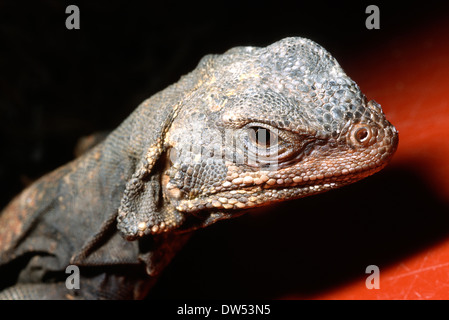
[0,37,398,299]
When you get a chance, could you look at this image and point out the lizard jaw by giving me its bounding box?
[174,160,388,214]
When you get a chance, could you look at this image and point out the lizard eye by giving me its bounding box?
[248,126,278,149]
[242,122,314,168]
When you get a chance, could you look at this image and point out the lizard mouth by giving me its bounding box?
[174,161,388,214]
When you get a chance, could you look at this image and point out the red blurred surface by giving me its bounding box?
[306,18,449,299]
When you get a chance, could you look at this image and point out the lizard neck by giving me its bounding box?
[77,118,192,283]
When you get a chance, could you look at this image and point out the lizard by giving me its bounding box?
[0,37,398,299]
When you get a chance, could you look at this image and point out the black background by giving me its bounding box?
[1,0,449,299]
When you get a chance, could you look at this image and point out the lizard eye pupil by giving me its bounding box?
[248,127,275,149]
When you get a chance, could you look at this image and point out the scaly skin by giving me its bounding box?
[0,37,398,299]
[117,37,398,239]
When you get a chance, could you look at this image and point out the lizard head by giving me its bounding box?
[118,37,398,239]
[163,37,398,229]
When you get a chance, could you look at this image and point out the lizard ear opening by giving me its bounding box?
[117,147,185,241]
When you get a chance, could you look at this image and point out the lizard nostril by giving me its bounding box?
[351,125,372,146]
[355,128,369,143]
